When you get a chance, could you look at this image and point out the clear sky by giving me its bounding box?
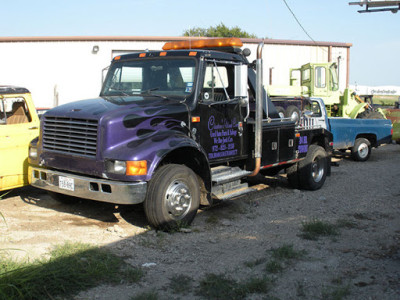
[1,0,399,86]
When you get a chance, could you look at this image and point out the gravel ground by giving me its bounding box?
[1,144,399,299]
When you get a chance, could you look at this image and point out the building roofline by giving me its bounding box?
[0,36,352,48]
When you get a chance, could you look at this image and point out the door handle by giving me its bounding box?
[29,126,38,130]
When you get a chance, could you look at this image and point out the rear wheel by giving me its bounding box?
[276,106,285,119]
[286,163,300,189]
[351,138,371,162]
[298,145,328,190]
[285,105,301,124]
[144,164,200,230]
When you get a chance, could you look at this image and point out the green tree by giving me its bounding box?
[183,23,258,38]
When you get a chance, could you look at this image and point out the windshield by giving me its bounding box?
[101,58,197,98]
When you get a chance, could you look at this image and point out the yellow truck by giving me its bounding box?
[0,86,40,191]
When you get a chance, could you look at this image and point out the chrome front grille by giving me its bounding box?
[43,116,98,157]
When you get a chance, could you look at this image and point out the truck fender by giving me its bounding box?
[112,131,212,203]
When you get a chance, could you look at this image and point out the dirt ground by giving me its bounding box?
[1,144,399,299]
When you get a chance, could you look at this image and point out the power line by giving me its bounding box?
[282,0,326,52]
[281,0,320,45]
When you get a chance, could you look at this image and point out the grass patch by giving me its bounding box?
[168,274,193,294]
[270,244,306,260]
[131,291,159,300]
[322,284,351,300]
[0,242,143,300]
[300,219,339,240]
[197,273,272,300]
[265,259,283,273]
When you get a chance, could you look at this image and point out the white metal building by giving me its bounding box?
[0,36,352,108]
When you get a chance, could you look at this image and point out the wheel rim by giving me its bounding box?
[165,180,192,219]
[291,112,299,123]
[311,157,324,183]
[357,143,369,159]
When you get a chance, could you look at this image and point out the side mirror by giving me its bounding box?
[234,64,249,107]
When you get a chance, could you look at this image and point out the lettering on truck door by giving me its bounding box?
[195,60,247,162]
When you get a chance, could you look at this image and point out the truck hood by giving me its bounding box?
[46,96,188,121]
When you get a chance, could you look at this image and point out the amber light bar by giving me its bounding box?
[162,37,243,50]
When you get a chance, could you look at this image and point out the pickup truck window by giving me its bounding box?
[0,98,31,125]
[101,58,196,98]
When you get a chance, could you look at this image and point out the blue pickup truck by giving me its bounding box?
[302,98,392,161]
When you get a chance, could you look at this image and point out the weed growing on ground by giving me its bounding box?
[270,244,306,260]
[265,259,283,273]
[131,291,159,300]
[197,273,272,300]
[168,274,193,294]
[300,219,339,240]
[322,284,351,300]
[0,242,143,300]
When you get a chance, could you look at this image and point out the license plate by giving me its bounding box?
[59,176,74,191]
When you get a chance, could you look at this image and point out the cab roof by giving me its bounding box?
[0,86,30,95]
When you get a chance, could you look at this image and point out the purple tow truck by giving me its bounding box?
[29,38,333,229]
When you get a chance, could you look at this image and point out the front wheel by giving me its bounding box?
[298,145,328,190]
[351,138,371,162]
[144,164,200,230]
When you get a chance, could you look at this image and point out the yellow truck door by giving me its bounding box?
[0,90,39,191]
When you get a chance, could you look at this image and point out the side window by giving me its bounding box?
[202,63,233,101]
[315,67,326,88]
[0,97,31,125]
[311,101,322,117]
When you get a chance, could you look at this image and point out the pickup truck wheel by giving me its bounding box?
[285,105,301,124]
[351,138,371,161]
[144,164,200,230]
[276,106,285,119]
[298,145,328,190]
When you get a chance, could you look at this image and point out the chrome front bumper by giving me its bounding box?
[29,166,147,205]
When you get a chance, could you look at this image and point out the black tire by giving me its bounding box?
[351,138,371,162]
[276,106,285,119]
[285,105,301,124]
[286,163,300,189]
[144,164,200,230]
[357,110,385,119]
[47,191,81,204]
[298,145,328,190]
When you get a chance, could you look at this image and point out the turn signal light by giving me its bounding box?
[162,37,243,50]
[126,160,147,176]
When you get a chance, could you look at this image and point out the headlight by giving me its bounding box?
[106,160,147,176]
[112,160,127,174]
[29,147,38,159]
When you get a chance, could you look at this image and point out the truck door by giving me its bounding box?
[194,60,247,163]
[0,96,39,190]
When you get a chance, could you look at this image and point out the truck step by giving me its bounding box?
[211,166,251,185]
[212,185,257,200]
